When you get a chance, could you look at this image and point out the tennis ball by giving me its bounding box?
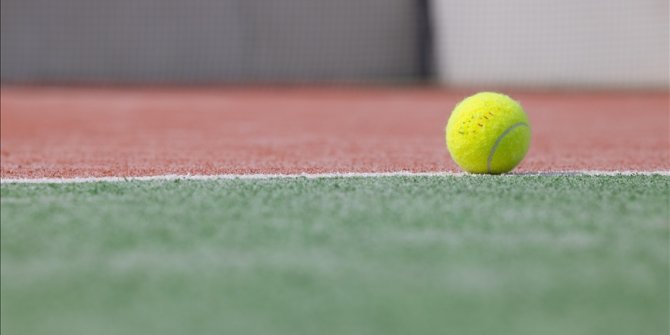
[445,92,531,174]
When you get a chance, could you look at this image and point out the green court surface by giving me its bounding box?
[1,175,668,335]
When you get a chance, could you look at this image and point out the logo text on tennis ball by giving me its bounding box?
[445,92,531,174]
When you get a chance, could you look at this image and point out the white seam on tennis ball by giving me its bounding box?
[487,122,530,173]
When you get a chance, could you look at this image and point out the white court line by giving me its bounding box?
[1,170,669,184]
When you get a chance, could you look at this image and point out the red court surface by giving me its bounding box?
[1,87,668,178]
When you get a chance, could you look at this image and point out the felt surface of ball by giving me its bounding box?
[446,92,531,174]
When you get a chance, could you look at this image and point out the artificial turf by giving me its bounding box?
[1,175,668,335]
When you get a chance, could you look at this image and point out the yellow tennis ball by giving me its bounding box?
[446,92,531,174]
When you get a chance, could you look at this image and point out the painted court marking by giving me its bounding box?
[1,171,668,184]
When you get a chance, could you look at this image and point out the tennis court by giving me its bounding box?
[1,1,668,335]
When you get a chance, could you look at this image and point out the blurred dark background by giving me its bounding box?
[1,0,668,88]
